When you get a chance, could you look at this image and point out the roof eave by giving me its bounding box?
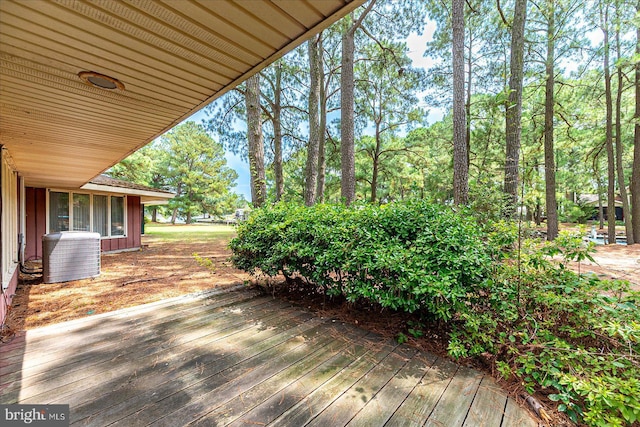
[81,182,175,201]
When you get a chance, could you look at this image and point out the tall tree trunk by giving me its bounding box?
[602,7,616,244]
[371,157,379,203]
[543,1,558,241]
[594,156,605,229]
[614,17,634,243]
[466,30,472,169]
[305,35,321,206]
[316,78,327,202]
[341,25,357,205]
[273,63,284,202]
[371,121,382,203]
[503,0,528,217]
[632,0,640,244]
[340,2,375,205]
[246,74,266,208]
[452,0,468,205]
[316,35,327,203]
[151,207,157,223]
[170,184,182,224]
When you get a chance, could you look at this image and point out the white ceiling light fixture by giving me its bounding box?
[78,71,125,91]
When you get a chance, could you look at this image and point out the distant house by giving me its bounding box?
[23,175,173,262]
[578,194,625,221]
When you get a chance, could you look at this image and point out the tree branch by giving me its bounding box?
[350,0,377,34]
[496,0,510,27]
[465,0,479,14]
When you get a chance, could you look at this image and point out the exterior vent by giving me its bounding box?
[43,232,101,283]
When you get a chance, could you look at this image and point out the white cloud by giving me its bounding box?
[406,21,444,124]
[406,20,436,70]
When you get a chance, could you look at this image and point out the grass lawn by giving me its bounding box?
[144,222,237,241]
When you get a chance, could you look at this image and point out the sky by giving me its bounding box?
[181,21,438,201]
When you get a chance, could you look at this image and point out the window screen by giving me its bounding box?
[93,195,108,236]
[111,196,125,236]
[49,191,69,233]
[73,193,90,231]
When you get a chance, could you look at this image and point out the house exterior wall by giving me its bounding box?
[25,187,46,261]
[588,206,624,222]
[1,148,19,326]
[101,195,142,252]
[0,268,18,326]
[25,188,143,259]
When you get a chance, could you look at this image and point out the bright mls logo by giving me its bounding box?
[1,405,69,426]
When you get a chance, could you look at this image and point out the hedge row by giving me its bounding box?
[230,200,493,321]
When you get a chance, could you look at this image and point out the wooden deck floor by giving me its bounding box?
[0,286,537,426]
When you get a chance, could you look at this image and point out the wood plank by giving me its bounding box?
[501,398,538,427]
[70,314,327,426]
[3,287,540,427]
[384,356,458,426]
[0,290,264,367]
[463,376,509,427]
[15,302,303,405]
[132,197,141,248]
[0,290,261,364]
[106,321,339,427]
[225,330,378,427]
[269,336,399,426]
[306,345,418,427]
[346,351,438,427]
[425,365,484,427]
[0,286,257,354]
[188,325,371,427]
[1,296,284,393]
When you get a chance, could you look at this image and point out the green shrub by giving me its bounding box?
[230,200,492,321]
[560,200,595,224]
[454,231,640,426]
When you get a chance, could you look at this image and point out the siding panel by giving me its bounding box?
[126,198,134,248]
[129,196,141,249]
[0,268,18,326]
[25,187,46,261]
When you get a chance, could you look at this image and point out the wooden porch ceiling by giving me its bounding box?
[0,0,364,188]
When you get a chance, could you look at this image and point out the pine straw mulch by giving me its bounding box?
[566,243,640,289]
[3,234,250,332]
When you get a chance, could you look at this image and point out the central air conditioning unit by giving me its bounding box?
[43,232,101,283]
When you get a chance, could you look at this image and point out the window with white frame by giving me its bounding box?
[48,191,126,238]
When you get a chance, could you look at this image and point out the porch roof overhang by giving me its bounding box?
[0,0,364,189]
[81,175,174,205]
